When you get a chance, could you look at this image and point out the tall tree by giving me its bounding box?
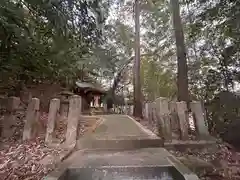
[170,0,189,102]
[133,0,143,117]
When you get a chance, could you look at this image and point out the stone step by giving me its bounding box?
[76,138,164,150]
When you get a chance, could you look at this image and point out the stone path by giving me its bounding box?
[92,115,159,139]
[76,115,163,150]
[45,115,200,180]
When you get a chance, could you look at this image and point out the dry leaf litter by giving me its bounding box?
[0,111,96,180]
[140,118,240,180]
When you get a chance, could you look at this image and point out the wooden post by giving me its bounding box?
[23,98,40,140]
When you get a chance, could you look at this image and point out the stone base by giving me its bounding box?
[45,148,199,180]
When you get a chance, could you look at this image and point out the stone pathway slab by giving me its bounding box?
[44,115,200,180]
[76,115,163,150]
[89,115,159,140]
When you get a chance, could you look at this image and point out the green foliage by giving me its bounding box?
[1,0,240,142]
[140,57,176,101]
[182,0,240,136]
[185,0,240,95]
[206,91,240,135]
[0,0,107,94]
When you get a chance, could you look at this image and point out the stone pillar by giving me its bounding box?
[94,96,99,107]
[0,97,7,111]
[149,102,155,124]
[130,105,134,115]
[147,103,152,122]
[176,101,189,140]
[152,101,158,123]
[23,98,40,140]
[144,103,149,119]
[155,97,172,141]
[2,97,20,138]
[65,95,81,147]
[103,104,108,112]
[20,91,32,105]
[45,98,60,143]
[190,101,209,138]
[201,101,208,126]
[60,101,69,120]
[169,101,179,133]
[112,104,115,113]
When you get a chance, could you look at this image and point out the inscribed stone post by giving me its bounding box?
[150,102,155,124]
[130,105,134,115]
[144,103,149,120]
[176,101,189,140]
[148,103,153,124]
[20,91,32,105]
[127,105,130,115]
[23,98,40,140]
[169,101,180,133]
[201,101,208,125]
[123,105,127,114]
[2,97,20,138]
[65,95,81,147]
[190,101,209,138]
[103,103,107,113]
[45,98,60,143]
[113,105,116,113]
[60,101,69,120]
[0,97,6,111]
[152,101,159,125]
[155,97,172,141]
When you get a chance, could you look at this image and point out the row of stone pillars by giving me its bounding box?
[128,98,209,141]
[1,95,82,147]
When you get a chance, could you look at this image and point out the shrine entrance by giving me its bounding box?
[74,81,106,114]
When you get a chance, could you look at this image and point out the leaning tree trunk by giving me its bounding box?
[170,0,189,102]
[133,0,143,118]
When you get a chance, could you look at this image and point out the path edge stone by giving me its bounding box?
[127,115,160,139]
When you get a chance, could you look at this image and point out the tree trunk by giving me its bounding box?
[133,0,143,118]
[170,0,189,102]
